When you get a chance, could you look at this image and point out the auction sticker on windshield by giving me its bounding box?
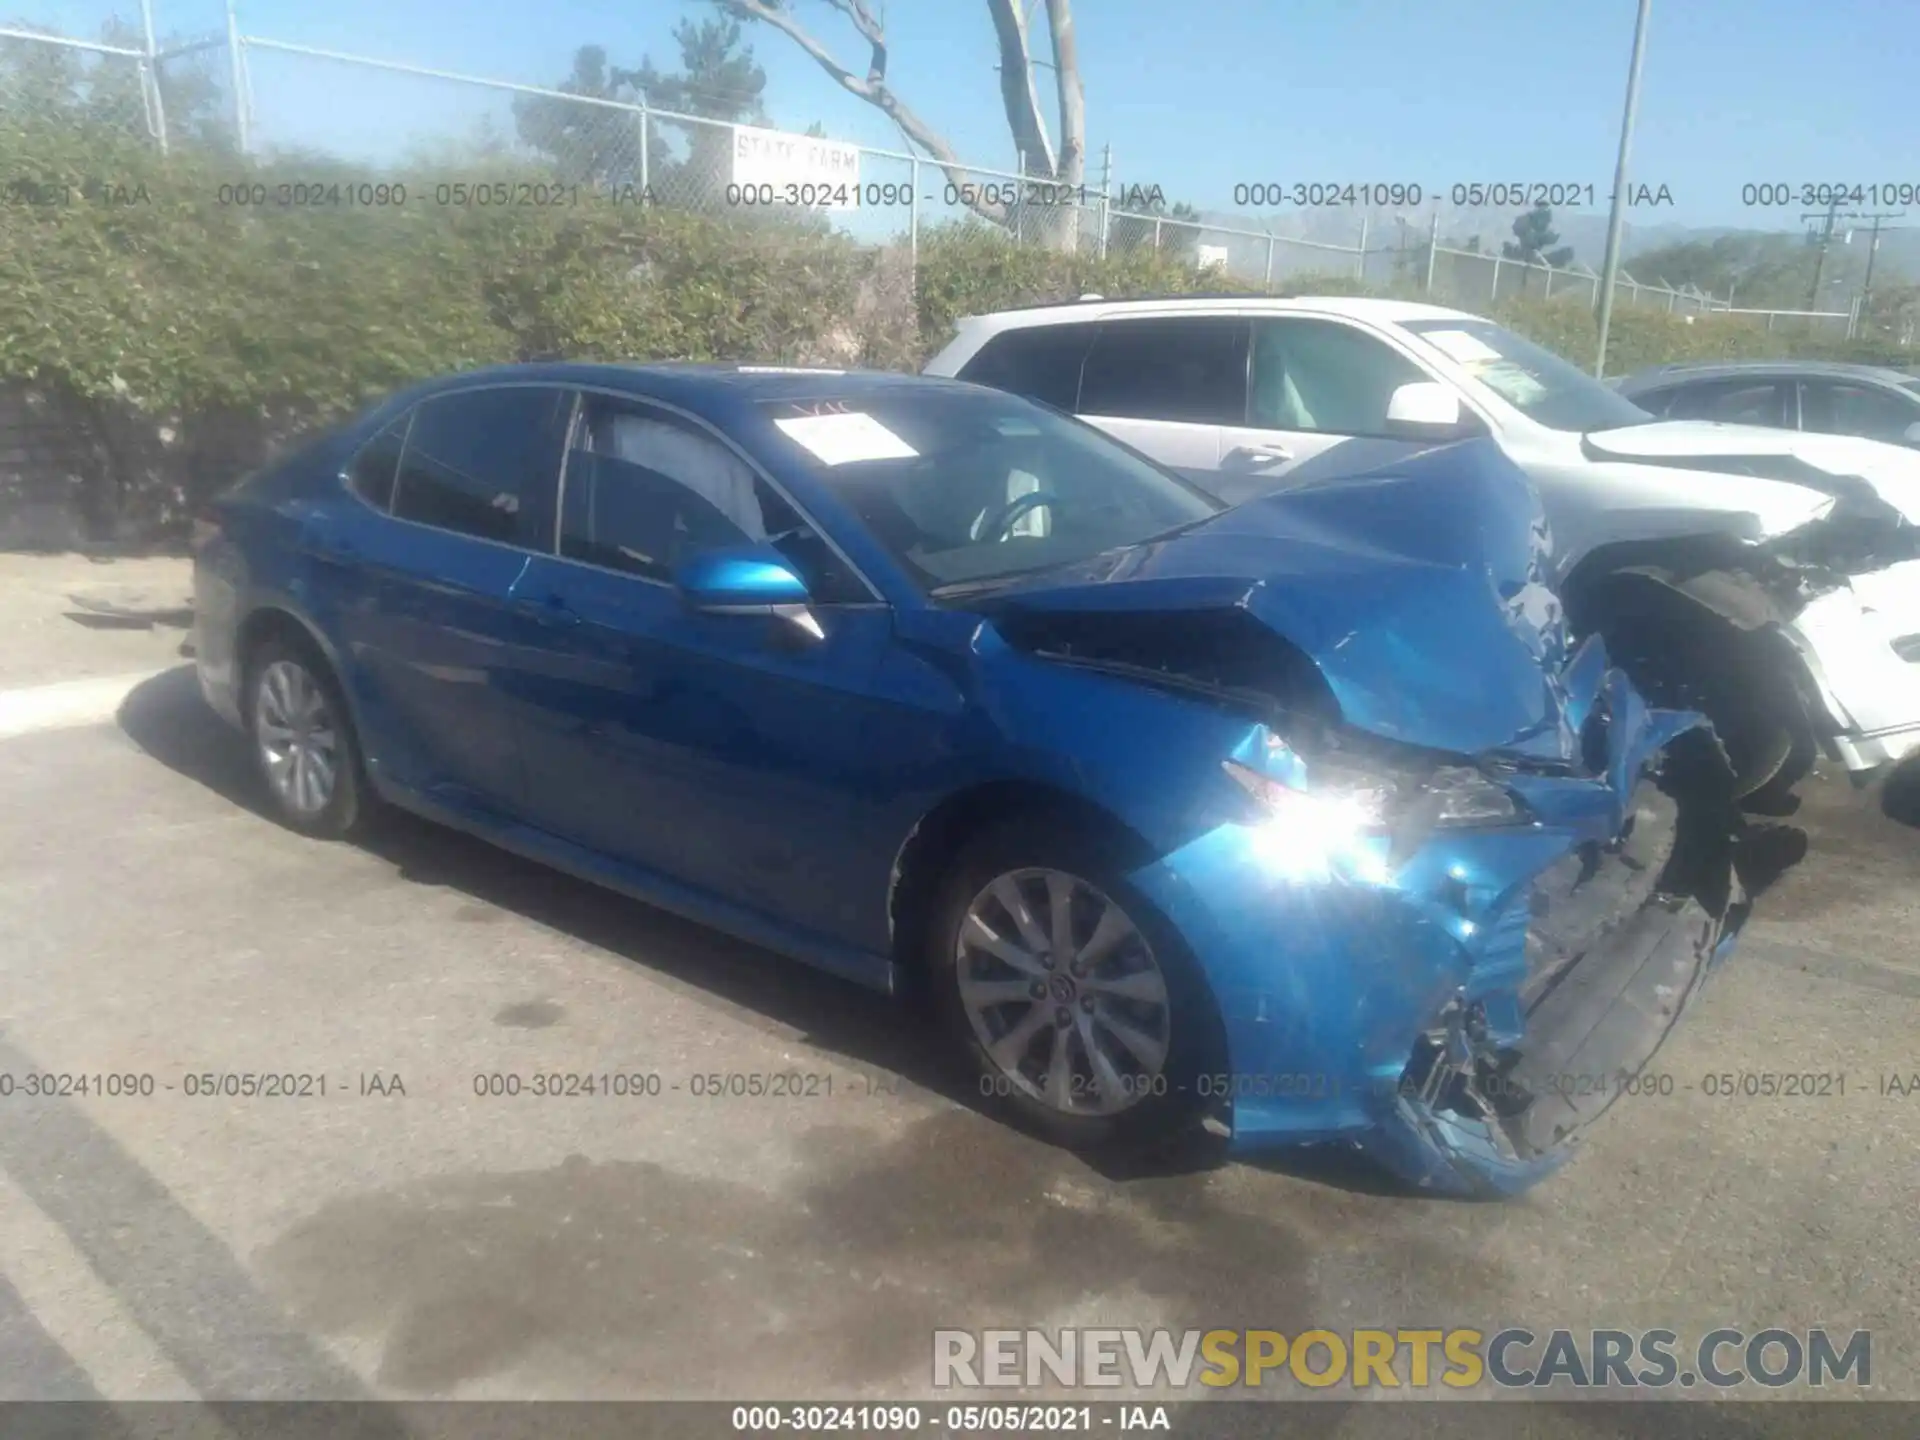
[774,411,919,465]
[1418,328,1505,365]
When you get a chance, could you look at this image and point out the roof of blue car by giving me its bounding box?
[401,361,978,409]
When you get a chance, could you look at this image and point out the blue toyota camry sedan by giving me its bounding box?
[192,363,1751,1197]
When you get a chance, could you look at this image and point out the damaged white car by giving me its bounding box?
[925,297,1920,801]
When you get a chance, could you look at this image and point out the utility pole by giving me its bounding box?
[1593,0,1654,378]
[1855,211,1907,337]
[1801,197,1840,314]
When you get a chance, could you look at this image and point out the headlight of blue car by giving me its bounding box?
[1222,731,1527,883]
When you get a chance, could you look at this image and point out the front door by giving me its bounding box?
[509,393,900,949]
[1212,317,1438,503]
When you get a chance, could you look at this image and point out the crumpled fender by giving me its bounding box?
[978,439,1575,758]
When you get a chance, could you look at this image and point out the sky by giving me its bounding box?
[16,0,1920,230]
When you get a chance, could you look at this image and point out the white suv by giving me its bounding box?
[926,296,1920,801]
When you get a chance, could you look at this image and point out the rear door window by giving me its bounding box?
[1662,380,1791,428]
[391,387,574,548]
[346,416,410,511]
[1078,317,1250,425]
[955,325,1096,411]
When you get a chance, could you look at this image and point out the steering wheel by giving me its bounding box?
[971,490,1063,541]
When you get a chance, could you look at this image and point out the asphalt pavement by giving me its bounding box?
[0,600,1914,1429]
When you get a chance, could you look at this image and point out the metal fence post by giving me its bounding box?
[1355,216,1368,281]
[225,1,250,154]
[1425,211,1439,294]
[139,0,167,154]
[1263,235,1275,293]
[1543,263,1554,300]
[909,156,920,271]
[639,103,649,194]
[1153,216,1163,250]
[1491,255,1501,302]
[1096,144,1111,261]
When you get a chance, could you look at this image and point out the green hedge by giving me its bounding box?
[1,109,1911,544]
[1491,294,1911,376]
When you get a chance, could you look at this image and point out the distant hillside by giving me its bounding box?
[1187,203,1920,306]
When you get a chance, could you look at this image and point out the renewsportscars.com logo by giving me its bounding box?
[933,1327,1872,1392]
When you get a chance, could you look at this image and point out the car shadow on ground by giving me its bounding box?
[111,664,1788,1211]
[106,669,1876,1431]
[1881,757,1920,828]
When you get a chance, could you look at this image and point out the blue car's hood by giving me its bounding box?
[978,440,1574,758]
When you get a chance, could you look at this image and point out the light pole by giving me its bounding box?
[1593,0,1653,377]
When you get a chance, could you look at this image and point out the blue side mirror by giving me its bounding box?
[674,544,813,617]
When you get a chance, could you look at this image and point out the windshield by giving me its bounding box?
[1401,318,1655,433]
[759,389,1221,592]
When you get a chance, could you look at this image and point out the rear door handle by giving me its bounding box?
[1225,444,1294,465]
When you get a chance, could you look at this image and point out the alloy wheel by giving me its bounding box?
[955,867,1172,1117]
[254,659,340,818]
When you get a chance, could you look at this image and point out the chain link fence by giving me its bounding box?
[2,10,239,159]
[1098,208,1372,287]
[0,8,1884,338]
[0,19,161,148]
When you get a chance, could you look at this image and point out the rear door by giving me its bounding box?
[1213,316,1440,503]
[1073,315,1248,484]
[309,384,572,814]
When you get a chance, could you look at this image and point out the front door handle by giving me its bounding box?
[513,590,581,626]
[1225,444,1294,466]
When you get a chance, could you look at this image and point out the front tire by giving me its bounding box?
[926,816,1217,1153]
[244,638,367,839]
[1603,609,1813,805]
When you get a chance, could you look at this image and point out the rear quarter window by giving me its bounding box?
[346,415,410,511]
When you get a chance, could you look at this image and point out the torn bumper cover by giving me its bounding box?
[1781,555,1920,771]
[1129,644,1750,1199]
[1378,754,1745,1195]
[1581,426,1920,773]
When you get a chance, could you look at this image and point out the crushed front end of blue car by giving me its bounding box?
[973,440,1752,1197]
[1127,641,1748,1198]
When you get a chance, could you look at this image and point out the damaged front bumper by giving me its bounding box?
[1782,555,1920,772]
[1129,645,1750,1198]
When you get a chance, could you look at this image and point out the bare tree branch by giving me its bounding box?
[822,0,886,80]
[721,0,1092,244]
[720,0,1010,222]
[825,0,883,47]
[983,0,1056,177]
[1043,0,1085,186]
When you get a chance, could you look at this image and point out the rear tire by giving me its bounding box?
[925,814,1217,1153]
[244,636,369,840]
